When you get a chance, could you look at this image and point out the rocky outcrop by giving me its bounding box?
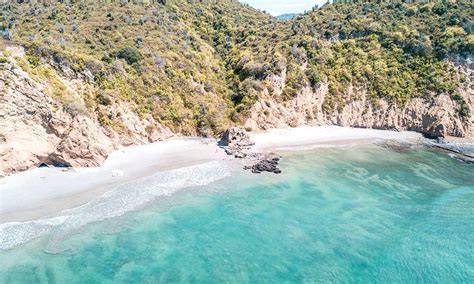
[1,43,472,176]
[219,127,282,174]
[245,62,473,139]
[219,127,255,158]
[244,156,282,174]
[0,45,173,175]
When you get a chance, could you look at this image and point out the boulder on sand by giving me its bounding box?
[220,127,283,174]
[219,127,255,147]
[219,127,255,158]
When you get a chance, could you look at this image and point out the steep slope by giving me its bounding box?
[2,0,275,135]
[0,44,173,174]
[0,0,473,174]
[229,1,473,136]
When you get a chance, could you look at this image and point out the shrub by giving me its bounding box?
[240,61,269,79]
[116,47,142,65]
[96,92,112,106]
[25,52,40,67]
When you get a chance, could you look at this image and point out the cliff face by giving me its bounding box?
[0,44,472,176]
[0,46,173,175]
[245,60,473,138]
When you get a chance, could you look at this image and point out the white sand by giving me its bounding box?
[0,138,229,223]
[0,126,423,224]
[252,126,422,152]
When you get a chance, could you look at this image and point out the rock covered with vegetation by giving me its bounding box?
[0,0,473,174]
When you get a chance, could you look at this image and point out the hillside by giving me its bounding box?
[0,0,473,174]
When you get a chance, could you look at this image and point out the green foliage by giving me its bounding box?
[25,52,40,67]
[452,93,471,118]
[116,47,142,65]
[3,0,471,134]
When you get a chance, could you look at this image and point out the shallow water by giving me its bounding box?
[1,145,473,283]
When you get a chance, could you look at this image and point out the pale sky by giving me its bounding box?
[240,0,327,16]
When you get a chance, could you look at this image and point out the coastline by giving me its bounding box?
[0,126,425,225]
[0,138,230,224]
[251,126,423,152]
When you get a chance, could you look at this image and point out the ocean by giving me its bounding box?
[1,144,473,283]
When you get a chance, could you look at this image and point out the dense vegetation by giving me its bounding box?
[1,0,472,135]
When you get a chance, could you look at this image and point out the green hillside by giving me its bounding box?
[1,0,472,135]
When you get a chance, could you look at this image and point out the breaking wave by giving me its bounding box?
[0,161,230,250]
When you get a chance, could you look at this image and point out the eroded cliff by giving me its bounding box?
[245,60,473,138]
[0,46,173,175]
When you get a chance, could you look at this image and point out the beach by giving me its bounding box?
[1,129,472,281]
[0,126,424,224]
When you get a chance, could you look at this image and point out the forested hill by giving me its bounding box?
[268,0,473,114]
[1,0,473,138]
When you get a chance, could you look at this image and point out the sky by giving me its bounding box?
[240,0,328,16]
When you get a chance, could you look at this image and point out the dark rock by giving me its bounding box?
[219,127,282,174]
[378,140,415,153]
[245,155,282,174]
[38,163,49,168]
[135,36,144,46]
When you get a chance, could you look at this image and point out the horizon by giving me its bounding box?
[239,0,327,16]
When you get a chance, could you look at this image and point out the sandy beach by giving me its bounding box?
[0,138,230,223]
[0,126,424,225]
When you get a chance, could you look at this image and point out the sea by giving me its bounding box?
[1,144,473,283]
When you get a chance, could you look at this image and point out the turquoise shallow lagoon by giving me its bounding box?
[1,145,473,283]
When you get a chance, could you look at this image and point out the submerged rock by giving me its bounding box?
[429,140,474,163]
[377,140,417,153]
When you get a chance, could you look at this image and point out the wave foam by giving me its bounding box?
[0,161,230,250]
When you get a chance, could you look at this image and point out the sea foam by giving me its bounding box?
[0,161,230,250]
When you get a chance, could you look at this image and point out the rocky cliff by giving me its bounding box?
[245,59,473,138]
[0,45,173,176]
[1,44,472,176]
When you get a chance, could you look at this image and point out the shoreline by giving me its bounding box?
[0,138,231,224]
[0,126,426,225]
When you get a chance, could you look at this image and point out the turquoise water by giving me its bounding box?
[1,145,473,283]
